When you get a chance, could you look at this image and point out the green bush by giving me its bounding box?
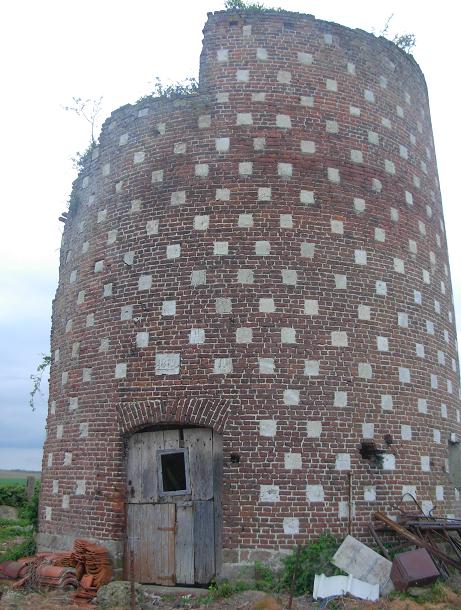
[279,534,342,596]
[0,483,27,508]
[208,535,343,600]
[136,77,198,105]
[205,535,343,599]
[0,481,38,564]
[18,482,40,528]
[224,0,284,12]
[254,561,280,591]
[225,0,266,10]
[204,580,249,603]
[0,481,40,529]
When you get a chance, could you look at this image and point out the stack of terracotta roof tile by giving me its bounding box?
[68,539,112,604]
[72,539,112,588]
[0,560,28,580]
[43,550,76,567]
[0,539,111,604]
[72,573,98,605]
[34,563,80,588]
[2,558,79,590]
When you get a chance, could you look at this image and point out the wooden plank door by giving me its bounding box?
[194,500,215,583]
[175,502,194,584]
[127,503,175,584]
[127,430,165,504]
[183,429,213,500]
[127,428,222,585]
[127,433,143,503]
[212,432,223,576]
[183,429,216,583]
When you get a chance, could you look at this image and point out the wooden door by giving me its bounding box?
[183,429,215,583]
[126,428,221,585]
[127,503,175,585]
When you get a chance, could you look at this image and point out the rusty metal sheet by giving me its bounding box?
[391,549,439,591]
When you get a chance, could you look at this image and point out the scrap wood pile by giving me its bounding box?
[0,539,112,605]
[369,496,461,579]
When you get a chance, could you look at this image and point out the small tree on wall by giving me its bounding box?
[392,33,416,53]
[375,14,416,54]
[29,354,51,411]
[225,0,242,7]
[62,96,103,147]
[62,96,103,171]
[224,0,270,10]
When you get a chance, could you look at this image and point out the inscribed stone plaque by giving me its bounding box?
[155,353,180,375]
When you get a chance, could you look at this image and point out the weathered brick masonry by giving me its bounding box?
[39,9,461,575]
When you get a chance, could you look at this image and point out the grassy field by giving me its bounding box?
[0,470,41,485]
[0,471,39,561]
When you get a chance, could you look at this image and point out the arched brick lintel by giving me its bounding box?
[117,396,233,436]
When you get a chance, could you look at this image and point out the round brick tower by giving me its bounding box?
[39,9,461,581]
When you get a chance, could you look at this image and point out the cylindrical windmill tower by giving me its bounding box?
[38,9,461,583]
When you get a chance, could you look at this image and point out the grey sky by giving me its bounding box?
[1,0,459,470]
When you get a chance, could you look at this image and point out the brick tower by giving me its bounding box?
[39,9,461,582]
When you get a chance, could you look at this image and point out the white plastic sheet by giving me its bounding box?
[313,573,380,601]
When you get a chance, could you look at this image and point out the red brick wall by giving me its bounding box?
[39,9,461,568]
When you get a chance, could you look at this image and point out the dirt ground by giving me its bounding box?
[1,586,461,610]
[1,589,311,609]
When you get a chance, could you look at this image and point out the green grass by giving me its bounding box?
[0,518,29,527]
[0,478,39,562]
[199,534,343,605]
[0,517,36,563]
[202,581,251,604]
[0,524,26,542]
[389,581,450,605]
[0,537,36,561]
[0,471,40,485]
[0,469,40,480]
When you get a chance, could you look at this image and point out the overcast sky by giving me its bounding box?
[0,0,459,471]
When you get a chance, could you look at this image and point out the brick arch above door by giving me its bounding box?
[117,396,233,436]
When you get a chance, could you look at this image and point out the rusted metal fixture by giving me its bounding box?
[287,544,302,610]
[390,549,439,591]
[348,472,353,536]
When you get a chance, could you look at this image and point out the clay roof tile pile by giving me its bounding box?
[72,538,112,588]
[8,558,79,591]
[32,563,79,589]
[0,539,112,605]
[0,560,27,580]
[70,539,112,604]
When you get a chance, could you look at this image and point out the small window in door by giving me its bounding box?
[158,448,190,495]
